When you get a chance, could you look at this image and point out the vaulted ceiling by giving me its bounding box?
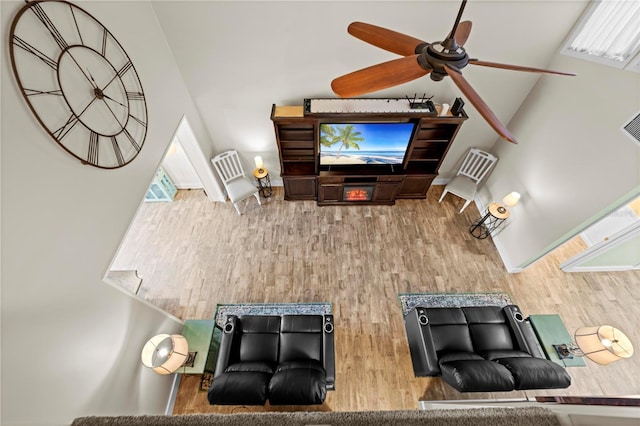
[151,1,589,174]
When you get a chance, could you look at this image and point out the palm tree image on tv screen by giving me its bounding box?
[319,123,416,165]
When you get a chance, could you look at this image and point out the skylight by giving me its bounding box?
[562,0,640,71]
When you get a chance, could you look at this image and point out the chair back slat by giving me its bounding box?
[457,148,497,183]
[212,150,245,184]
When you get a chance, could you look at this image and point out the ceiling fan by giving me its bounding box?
[330,0,575,144]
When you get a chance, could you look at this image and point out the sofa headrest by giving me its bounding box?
[281,315,323,333]
[462,306,507,324]
[239,315,281,333]
[424,308,467,325]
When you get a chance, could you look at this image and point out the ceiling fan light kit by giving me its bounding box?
[332,0,575,144]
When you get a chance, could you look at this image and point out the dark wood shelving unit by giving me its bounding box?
[270,101,467,205]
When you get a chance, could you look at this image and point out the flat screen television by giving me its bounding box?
[319,122,416,167]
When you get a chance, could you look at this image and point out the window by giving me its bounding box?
[561,0,640,71]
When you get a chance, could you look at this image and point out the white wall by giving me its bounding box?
[0,1,219,424]
[150,1,587,183]
[479,53,640,269]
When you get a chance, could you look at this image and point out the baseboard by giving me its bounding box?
[562,265,636,272]
[165,374,181,415]
[432,177,448,186]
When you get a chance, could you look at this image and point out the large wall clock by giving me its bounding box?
[9,0,148,169]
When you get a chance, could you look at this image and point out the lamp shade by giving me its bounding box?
[502,192,521,207]
[254,156,264,169]
[141,334,189,374]
[574,325,634,365]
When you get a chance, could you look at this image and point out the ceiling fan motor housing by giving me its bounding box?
[422,42,469,81]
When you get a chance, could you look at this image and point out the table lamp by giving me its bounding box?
[502,192,521,207]
[141,334,189,374]
[254,156,265,174]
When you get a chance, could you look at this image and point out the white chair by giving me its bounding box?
[211,150,261,215]
[438,148,497,213]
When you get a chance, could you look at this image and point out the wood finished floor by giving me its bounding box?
[111,186,640,414]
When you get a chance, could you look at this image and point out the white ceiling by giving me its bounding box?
[151,1,589,174]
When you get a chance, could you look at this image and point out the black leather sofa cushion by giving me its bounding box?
[469,323,515,352]
[481,349,531,361]
[279,315,324,363]
[237,315,281,363]
[207,370,272,405]
[497,357,572,390]
[269,360,327,405]
[440,359,515,392]
[439,352,485,363]
[224,361,274,374]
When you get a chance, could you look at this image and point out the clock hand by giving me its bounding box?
[87,68,100,89]
[100,96,127,128]
[102,93,128,108]
[65,51,97,89]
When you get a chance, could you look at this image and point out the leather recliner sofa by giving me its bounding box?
[404,305,571,392]
[208,314,335,405]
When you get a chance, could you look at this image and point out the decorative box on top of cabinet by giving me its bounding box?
[145,166,177,202]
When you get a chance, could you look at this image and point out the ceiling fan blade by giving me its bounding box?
[468,59,576,76]
[444,65,517,144]
[454,20,472,46]
[332,55,430,98]
[348,22,427,56]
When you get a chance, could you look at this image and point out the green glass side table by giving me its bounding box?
[180,319,215,375]
[528,314,586,367]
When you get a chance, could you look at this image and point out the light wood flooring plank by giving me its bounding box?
[110,186,640,414]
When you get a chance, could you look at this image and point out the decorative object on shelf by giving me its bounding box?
[9,0,148,169]
[438,148,498,213]
[502,191,521,207]
[211,150,261,215]
[554,325,634,365]
[451,97,465,116]
[329,0,575,144]
[141,334,189,374]
[305,98,438,115]
[469,202,509,239]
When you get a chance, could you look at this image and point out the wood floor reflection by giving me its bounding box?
[111,186,640,414]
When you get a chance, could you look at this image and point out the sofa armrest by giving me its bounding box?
[213,315,238,378]
[502,305,545,359]
[323,315,336,390]
[404,307,440,376]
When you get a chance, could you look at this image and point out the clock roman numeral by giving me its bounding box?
[69,4,84,45]
[88,131,99,165]
[117,61,133,77]
[31,3,69,51]
[53,114,80,140]
[12,35,57,70]
[128,114,147,128]
[126,92,145,101]
[122,128,141,152]
[24,88,63,97]
[101,28,108,56]
[111,137,125,166]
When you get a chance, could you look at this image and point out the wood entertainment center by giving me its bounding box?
[271,99,467,205]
